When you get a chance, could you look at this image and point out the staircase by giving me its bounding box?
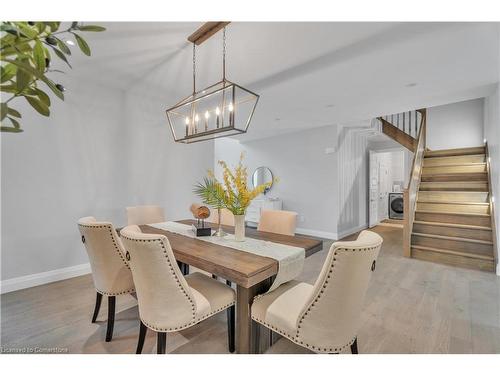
[377,110,497,272]
[412,146,495,272]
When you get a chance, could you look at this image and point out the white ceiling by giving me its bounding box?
[65,22,500,141]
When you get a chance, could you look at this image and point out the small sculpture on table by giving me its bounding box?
[189,204,212,237]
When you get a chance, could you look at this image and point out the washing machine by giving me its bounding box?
[388,192,404,220]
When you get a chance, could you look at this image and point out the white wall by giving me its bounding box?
[483,84,500,274]
[1,77,213,286]
[214,126,339,238]
[427,98,485,150]
[1,78,127,281]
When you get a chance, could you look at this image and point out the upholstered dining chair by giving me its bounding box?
[77,217,135,342]
[257,209,298,236]
[251,230,383,354]
[208,207,235,226]
[120,225,236,354]
[126,205,165,225]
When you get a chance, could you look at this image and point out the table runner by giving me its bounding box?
[149,221,305,292]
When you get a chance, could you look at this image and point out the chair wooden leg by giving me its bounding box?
[252,320,261,354]
[136,321,148,354]
[91,292,102,323]
[227,305,235,353]
[351,337,358,354]
[157,332,167,354]
[105,296,116,342]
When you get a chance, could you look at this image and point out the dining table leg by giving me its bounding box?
[236,278,271,354]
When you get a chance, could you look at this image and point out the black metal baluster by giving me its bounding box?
[403,112,406,133]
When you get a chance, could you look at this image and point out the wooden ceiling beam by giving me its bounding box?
[188,22,231,45]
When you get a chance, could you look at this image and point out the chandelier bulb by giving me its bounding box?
[215,107,220,115]
[228,102,234,112]
[185,117,190,125]
[195,114,199,122]
[205,111,209,119]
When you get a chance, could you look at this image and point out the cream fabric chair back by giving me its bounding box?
[297,230,382,351]
[126,205,165,225]
[208,208,235,226]
[257,209,298,236]
[120,225,197,331]
[77,217,134,296]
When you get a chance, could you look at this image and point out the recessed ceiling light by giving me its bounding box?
[66,40,75,46]
[405,83,417,87]
[274,118,281,121]
[326,104,335,108]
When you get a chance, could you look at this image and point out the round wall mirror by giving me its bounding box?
[251,167,274,194]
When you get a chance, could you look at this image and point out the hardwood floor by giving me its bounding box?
[2,225,500,354]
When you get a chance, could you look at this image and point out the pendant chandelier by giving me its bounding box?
[166,22,260,144]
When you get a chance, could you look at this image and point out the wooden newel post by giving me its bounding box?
[403,188,411,258]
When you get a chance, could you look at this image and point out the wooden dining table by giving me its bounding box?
[137,219,323,353]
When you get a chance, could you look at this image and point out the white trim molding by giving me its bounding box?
[0,263,91,295]
[295,227,337,240]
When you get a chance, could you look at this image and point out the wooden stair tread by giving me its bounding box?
[425,146,485,158]
[415,210,490,217]
[411,245,494,261]
[421,172,487,176]
[416,200,489,206]
[423,163,486,169]
[412,232,494,245]
[413,220,492,231]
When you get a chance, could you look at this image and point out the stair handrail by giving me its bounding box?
[403,109,426,257]
[485,142,498,269]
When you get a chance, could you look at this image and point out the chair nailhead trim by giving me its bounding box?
[95,287,135,296]
[120,234,200,324]
[253,243,378,353]
[78,223,130,269]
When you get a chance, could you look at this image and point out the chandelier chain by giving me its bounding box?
[192,43,196,94]
[222,27,226,81]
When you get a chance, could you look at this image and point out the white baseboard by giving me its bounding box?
[295,227,338,240]
[0,263,91,295]
[337,224,369,240]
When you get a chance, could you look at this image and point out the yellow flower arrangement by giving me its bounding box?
[194,153,277,215]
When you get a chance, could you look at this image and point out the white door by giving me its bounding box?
[378,156,390,222]
[369,151,379,228]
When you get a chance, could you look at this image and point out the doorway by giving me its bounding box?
[368,149,406,228]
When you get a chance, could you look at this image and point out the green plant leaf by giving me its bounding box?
[46,22,61,32]
[16,23,38,39]
[36,22,47,34]
[0,103,7,121]
[34,88,51,107]
[55,37,71,55]
[0,23,16,32]
[51,46,72,68]
[74,34,91,56]
[1,64,17,83]
[33,40,46,72]
[0,84,17,93]
[77,25,106,32]
[16,58,32,91]
[25,96,49,116]
[7,107,21,118]
[8,116,21,128]
[0,125,23,133]
[5,59,64,100]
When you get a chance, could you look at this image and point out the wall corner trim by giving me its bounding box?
[0,263,91,295]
